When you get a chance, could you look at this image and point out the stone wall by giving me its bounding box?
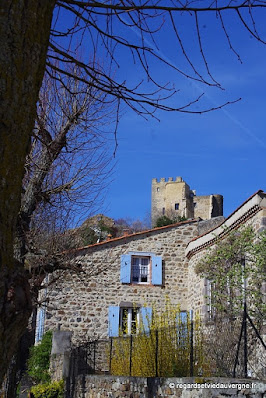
[194,195,223,220]
[187,250,207,318]
[193,195,212,220]
[50,331,72,381]
[45,220,202,341]
[197,216,224,236]
[71,375,266,398]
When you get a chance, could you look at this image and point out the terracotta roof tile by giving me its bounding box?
[71,218,198,253]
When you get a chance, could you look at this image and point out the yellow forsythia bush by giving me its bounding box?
[109,298,209,377]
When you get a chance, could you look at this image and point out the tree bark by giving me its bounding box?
[0,0,55,384]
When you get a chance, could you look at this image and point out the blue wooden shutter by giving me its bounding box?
[36,308,45,343]
[120,254,131,283]
[177,311,188,346]
[180,311,188,325]
[108,306,119,337]
[151,255,162,285]
[140,307,152,334]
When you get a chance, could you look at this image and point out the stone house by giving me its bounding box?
[39,190,265,343]
[42,217,223,341]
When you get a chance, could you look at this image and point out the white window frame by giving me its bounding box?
[131,255,151,284]
[120,307,140,335]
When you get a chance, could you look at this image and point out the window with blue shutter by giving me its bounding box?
[108,306,119,337]
[151,255,163,285]
[140,307,152,334]
[120,253,162,286]
[120,254,131,283]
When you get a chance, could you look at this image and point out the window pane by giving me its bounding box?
[121,309,128,334]
[132,256,150,283]
[141,266,148,275]
[119,307,139,335]
[132,257,139,266]
[140,275,147,283]
[131,309,138,334]
[141,257,149,266]
[132,265,140,282]
[140,264,148,282]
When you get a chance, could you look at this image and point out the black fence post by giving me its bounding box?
[242,256,248,378]
[155,329,159,377]
[190,311,194,377]
[109,338,113,374]
[233,317,244,378]
[93,341,96,373]
[129,334,133,376]
[243,303,248,378]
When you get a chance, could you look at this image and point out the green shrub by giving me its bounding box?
[30,380,64,398]
[155,215,187,228]
[27,331,53,383]
[155,215,174,227]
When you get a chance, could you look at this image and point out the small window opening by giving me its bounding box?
[120,307,139,335]
[175,203,179,210]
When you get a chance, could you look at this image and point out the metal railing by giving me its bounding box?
[68,316,266,380]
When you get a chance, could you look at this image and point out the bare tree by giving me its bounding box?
[16,67,114,262]
[17,66,114,340]
[2,0,266,383]
[1,64,114,396]
[12,64,115,308]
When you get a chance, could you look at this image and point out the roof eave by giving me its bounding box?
[185,190,266,258]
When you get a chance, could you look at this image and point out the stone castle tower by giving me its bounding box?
[151,176,223,226]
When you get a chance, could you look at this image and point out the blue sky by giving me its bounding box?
[102,8,266,223]
[56,5,266,224]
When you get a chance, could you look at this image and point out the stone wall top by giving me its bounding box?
[72,375,266,398]
[152,176,183,183]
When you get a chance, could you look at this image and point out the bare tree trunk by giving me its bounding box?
[0,0,55,384]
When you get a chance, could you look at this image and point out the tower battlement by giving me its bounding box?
[152,176,183,184]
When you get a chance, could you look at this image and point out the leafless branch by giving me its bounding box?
[46,1,266,114]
